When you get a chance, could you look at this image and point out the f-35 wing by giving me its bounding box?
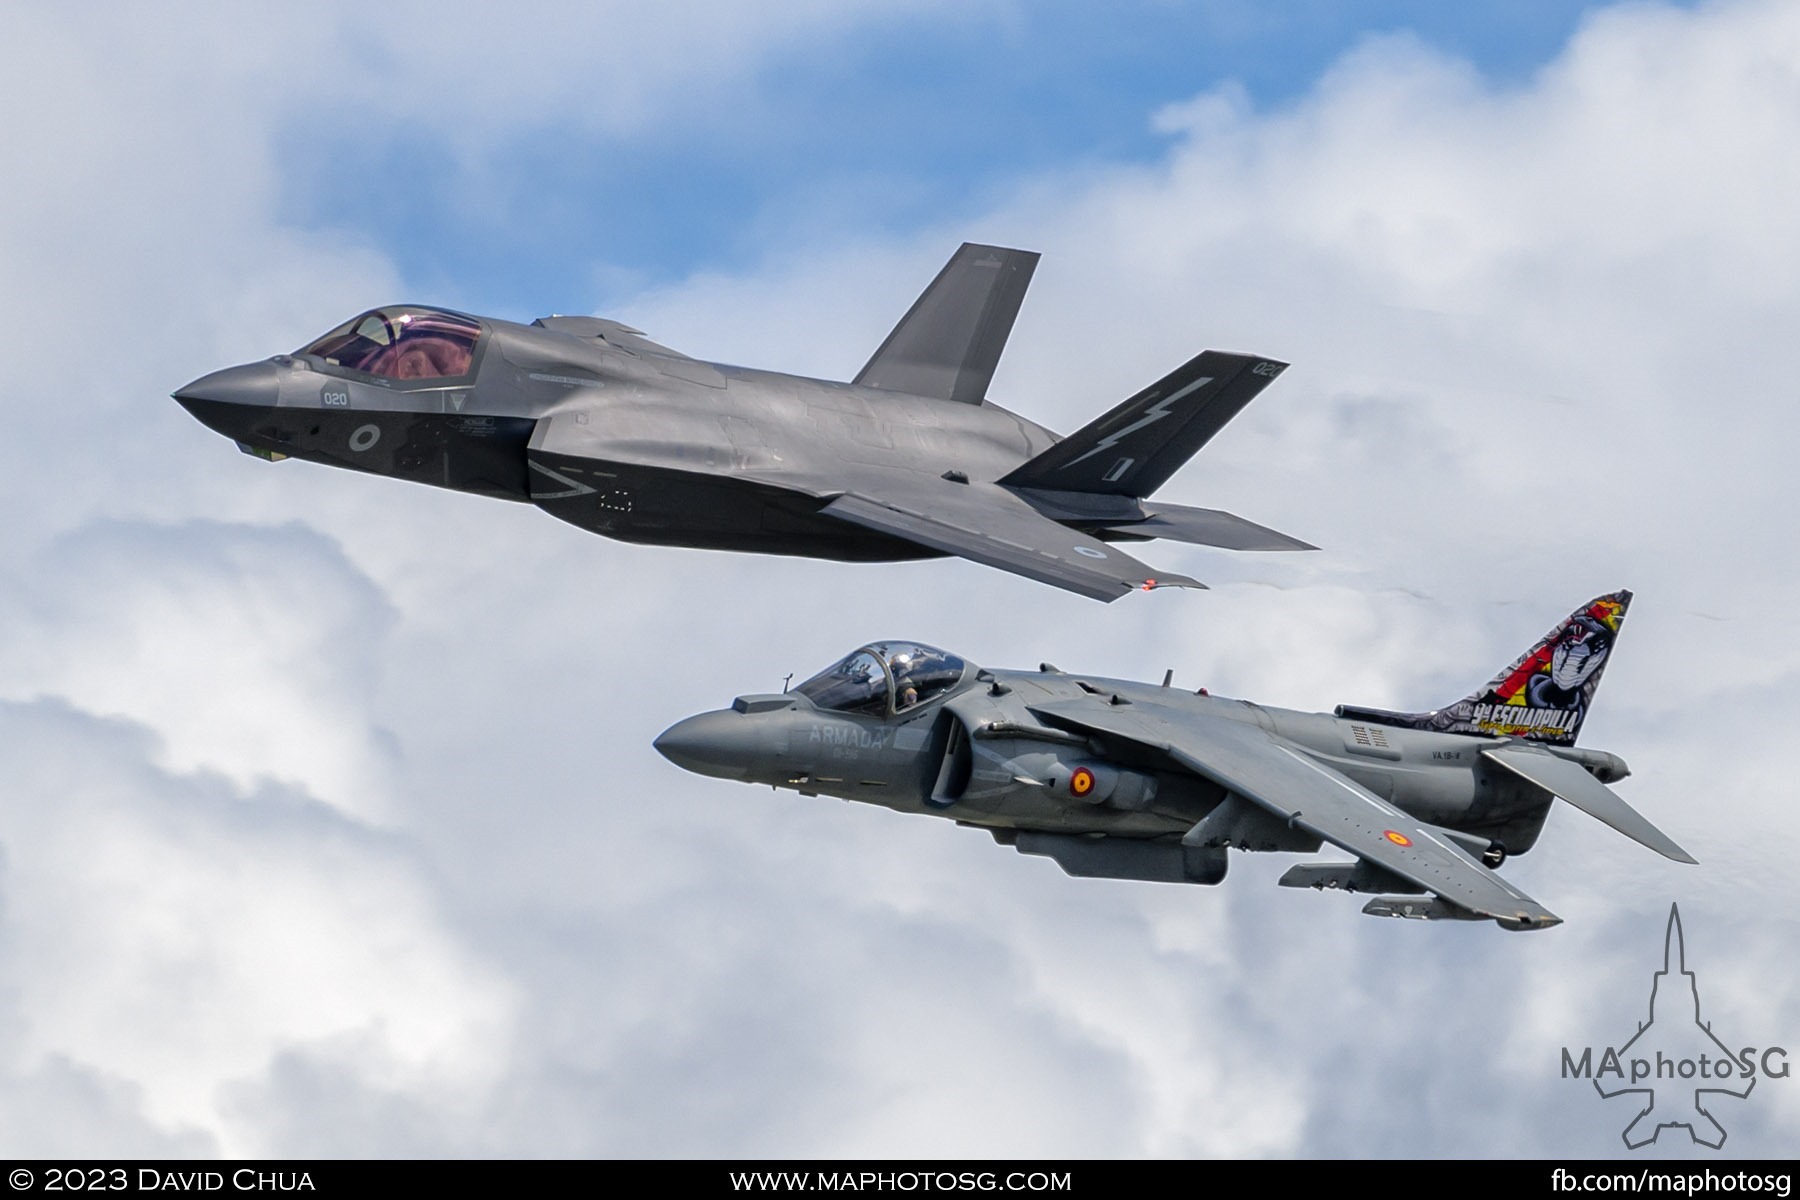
[821,484,1201,602]
[1027,696,1563,930]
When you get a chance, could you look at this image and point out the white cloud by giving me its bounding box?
[0,522,404,822]
[0,699,518,1156]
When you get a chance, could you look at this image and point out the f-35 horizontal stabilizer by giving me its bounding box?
[854,243,1039,405]
[1102,501,1316,552]
[1000,351,1288,498]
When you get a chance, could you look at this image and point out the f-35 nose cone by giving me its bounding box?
[174,360,282,408]
[654,710,767,781]
[172,360,282,439]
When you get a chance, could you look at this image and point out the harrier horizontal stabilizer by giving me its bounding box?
[1484,744,1695,863]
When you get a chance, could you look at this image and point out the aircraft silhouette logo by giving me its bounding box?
[1590,906,1755,1148]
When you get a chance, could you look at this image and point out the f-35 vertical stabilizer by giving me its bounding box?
[999,351,1288,498]
[853,243,1039,405]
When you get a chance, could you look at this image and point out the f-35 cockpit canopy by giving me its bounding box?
[795,642,969,717]
[297,307,483,382]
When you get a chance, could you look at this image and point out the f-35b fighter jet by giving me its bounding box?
[655,591,1692,930]
[174,245,1311,601]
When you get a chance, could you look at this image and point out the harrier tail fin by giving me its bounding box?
[1336,591,1633,746]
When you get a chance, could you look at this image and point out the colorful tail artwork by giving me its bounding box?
[1336,591,1632,746]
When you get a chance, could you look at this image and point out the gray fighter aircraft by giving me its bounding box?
[655,591,1692,930]
[173,244,1311,601]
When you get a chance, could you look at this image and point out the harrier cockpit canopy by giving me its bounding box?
[796,642,969,717]
[298,307,482,382]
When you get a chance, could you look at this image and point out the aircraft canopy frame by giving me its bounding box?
[297,306,484,384]
[795,641,968,717]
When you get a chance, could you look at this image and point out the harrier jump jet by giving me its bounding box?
[174,244,1311,601]
[655,591,1692,929]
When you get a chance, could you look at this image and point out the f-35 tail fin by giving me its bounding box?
[853,243,1038,405]
[1337,591,1633,747]
[998,351,1288,498]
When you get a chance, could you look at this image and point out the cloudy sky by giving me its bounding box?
[1,0,1795,1160]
